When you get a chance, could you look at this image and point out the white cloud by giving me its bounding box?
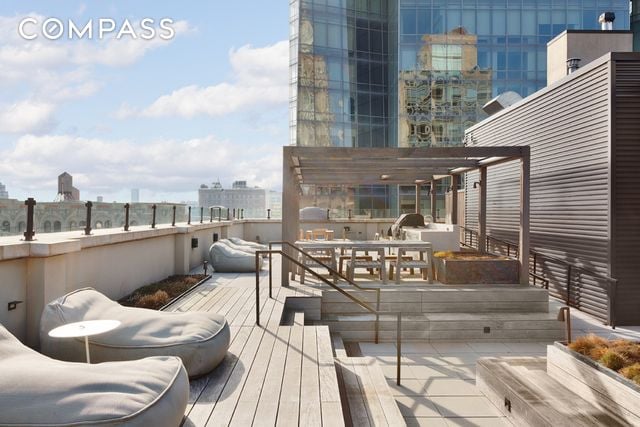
[117,40,289,119]
[0,100,56,134]
[0,14,192,135]
[0,134,282,197]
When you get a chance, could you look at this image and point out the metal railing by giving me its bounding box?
[255,241,403,385]
[460,226,618,328]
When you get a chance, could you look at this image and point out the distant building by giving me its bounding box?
[97,196,104,203]
[267,191,282,219]
[131,189,140,203]
[55,172,80,201]
[0,182,8,199]
[198,180,276,219]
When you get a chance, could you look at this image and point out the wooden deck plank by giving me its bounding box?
[252,325,292,426]
[317,327,342,404]
[204,296,278,426]
[183,326,253,426]
[336,357,372,427]
[353,358,390,426]
[172,283,218,312]
[217,288,252,320]
[300,326,322,427]
[184,284,223,312]
[229,291,284,426]
[364,359,405,426]
[276,320,304,426]
[198,287,234,313]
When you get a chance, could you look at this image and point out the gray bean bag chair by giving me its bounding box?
[40,288,230,378]
[218,238,262,254]
[209,241,263,272]
[229,237,268,251]
[0,323,188,427]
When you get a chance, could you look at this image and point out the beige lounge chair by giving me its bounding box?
[0,323,188,427]
[40,288,230,378]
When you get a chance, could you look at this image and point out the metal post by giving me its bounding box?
[200,207,204,224]
[188,207,191,225]
[84,201,92,235]
[218,207,222,222]
[375,290,380,344]
[255,254,261,326]
[172,205,176,226]
[267,209,271,219]
[566,265,572,305]
[226,209,230,221]
[268,244,273,299]
[533,253,537,287]
[210,207,214,223]
[326,209,330,220]
[23,198,36,241]
[232,208,236,219]
[241,209,244,219]
[151,204,157,229]
[396,313,402,386]
[610,279,618,329]
[124,203,130,231]
[348,209,352,220]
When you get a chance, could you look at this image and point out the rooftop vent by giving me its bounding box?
[566,57,581,74]
[482,91,523,116]
[599,12,615,31]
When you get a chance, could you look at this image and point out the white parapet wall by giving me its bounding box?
[0,221,246,348]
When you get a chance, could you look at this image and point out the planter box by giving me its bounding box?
[433,252,519,284]
[547,342,640,425]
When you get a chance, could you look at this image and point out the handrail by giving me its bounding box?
[460,225,618,328]
[270,240,383,341]
[255,243,403,385]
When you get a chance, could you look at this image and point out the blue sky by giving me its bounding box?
[0,1,289,202]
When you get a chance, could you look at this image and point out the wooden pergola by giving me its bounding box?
[282,146,531,286]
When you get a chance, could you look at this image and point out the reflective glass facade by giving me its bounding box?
[290,0,630,213]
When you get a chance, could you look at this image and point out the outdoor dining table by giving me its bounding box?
[296,239,433,283]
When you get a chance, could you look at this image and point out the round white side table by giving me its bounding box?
[48,320,121,363]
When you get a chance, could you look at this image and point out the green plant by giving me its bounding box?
[599,349,626,372]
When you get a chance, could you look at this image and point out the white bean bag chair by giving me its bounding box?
[229,237,268,251]
[0,323,188,427]
[209,241,263,272]
[40,288,230,378]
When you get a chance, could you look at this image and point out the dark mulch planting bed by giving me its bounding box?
[119,275,207,310]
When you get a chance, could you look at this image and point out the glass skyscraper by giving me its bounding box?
[290,0,630,214]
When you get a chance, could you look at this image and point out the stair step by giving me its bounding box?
[335,357,405,426]
[321,286,550,314]
[477,357,630,426]
[321,311,565,342]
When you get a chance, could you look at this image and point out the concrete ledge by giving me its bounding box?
[0,222,232,260]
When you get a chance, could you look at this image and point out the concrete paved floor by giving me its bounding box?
[357,309,640,426]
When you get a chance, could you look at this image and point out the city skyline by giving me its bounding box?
[0,1,289,203]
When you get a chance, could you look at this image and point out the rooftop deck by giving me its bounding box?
[166,256,640,427]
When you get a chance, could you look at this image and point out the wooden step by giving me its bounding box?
[477,357,630,427]
[335,357,406,427]
[321,286,551,315]
[322,311,565,343]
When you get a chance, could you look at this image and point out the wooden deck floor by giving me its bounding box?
[168,266,344,426]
